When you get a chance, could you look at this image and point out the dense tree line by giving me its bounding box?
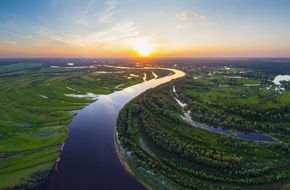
[173,75,290,136]
[116,67,290,189]
[117,100,289,188]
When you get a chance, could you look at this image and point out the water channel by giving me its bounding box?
[44,68,185,190]
[173,86,276,142]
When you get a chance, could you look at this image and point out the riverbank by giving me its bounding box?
[0,62,174,189]
[115,64,290,189]
[113,76,176,190]
[114,68,186,190]
[114,130,153,190]
[40,66,181,189]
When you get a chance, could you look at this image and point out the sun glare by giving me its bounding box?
[136,44,153,57]
[133,41,154,57]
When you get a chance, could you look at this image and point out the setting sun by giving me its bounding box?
[136,44,153,57]
[132,40,154,57]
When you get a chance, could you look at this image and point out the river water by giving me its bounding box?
[44,68,185,190]
[173,86,276,142]
[272,75,290,91]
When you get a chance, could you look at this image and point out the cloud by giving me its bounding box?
[68,14,91,27]
[60,0,122,27]
[0,40,17,45]
[97,0,119,23]
[176,11,198,21]
[176,11,206,21]
[32,0,155,51]
[7,41,17,45]
[33,20,142,49]
[61,1,96,27]
[1,0,158,55]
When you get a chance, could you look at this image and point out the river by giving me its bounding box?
[44,68,185,190]
[173,86,276,142]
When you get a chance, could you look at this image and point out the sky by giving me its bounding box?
[0,0,290,58]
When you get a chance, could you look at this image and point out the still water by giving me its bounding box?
[182,110,275,142]
[173,86,275,142]
[44,68,185,190]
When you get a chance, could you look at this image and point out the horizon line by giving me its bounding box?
[1,56,290,59]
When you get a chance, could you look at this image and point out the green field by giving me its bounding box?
[0,62,172,189]
[117,65,290,189]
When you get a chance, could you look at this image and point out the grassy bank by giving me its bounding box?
[117,64,290,189]
[0,62,172,189]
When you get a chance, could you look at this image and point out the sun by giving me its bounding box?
[136,44,153,57]
[132,40,154,57]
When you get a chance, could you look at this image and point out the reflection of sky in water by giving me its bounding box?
[181,103,275,142]
[84,68,185,123]
[174,97,187,108]
[64,92,99,100]
[273,75,290,85]
[96,68,185,110]
[174,82,276,142]
[48,68,185,189]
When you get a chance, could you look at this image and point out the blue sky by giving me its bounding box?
[0,0,290,57]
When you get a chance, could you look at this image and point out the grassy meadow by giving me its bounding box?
[0,62,171,189]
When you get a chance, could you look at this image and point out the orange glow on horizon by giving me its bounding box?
[1,42,290,58]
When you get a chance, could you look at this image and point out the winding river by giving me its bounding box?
[173,86,276,142]
[44,68,185,190]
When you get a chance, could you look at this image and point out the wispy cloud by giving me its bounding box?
[61,1,96,27]
[7,40,17,45]
[67,13,92,27]
[1,0,159,56]
[33,20,142,49]
[60,0,122,27]
[175,11,208,29]
[176,11,206,21]
[35,0,156,51]
[97,0,119,23]
[0,40,17,45]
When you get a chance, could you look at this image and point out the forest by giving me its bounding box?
[117,63,290,190]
